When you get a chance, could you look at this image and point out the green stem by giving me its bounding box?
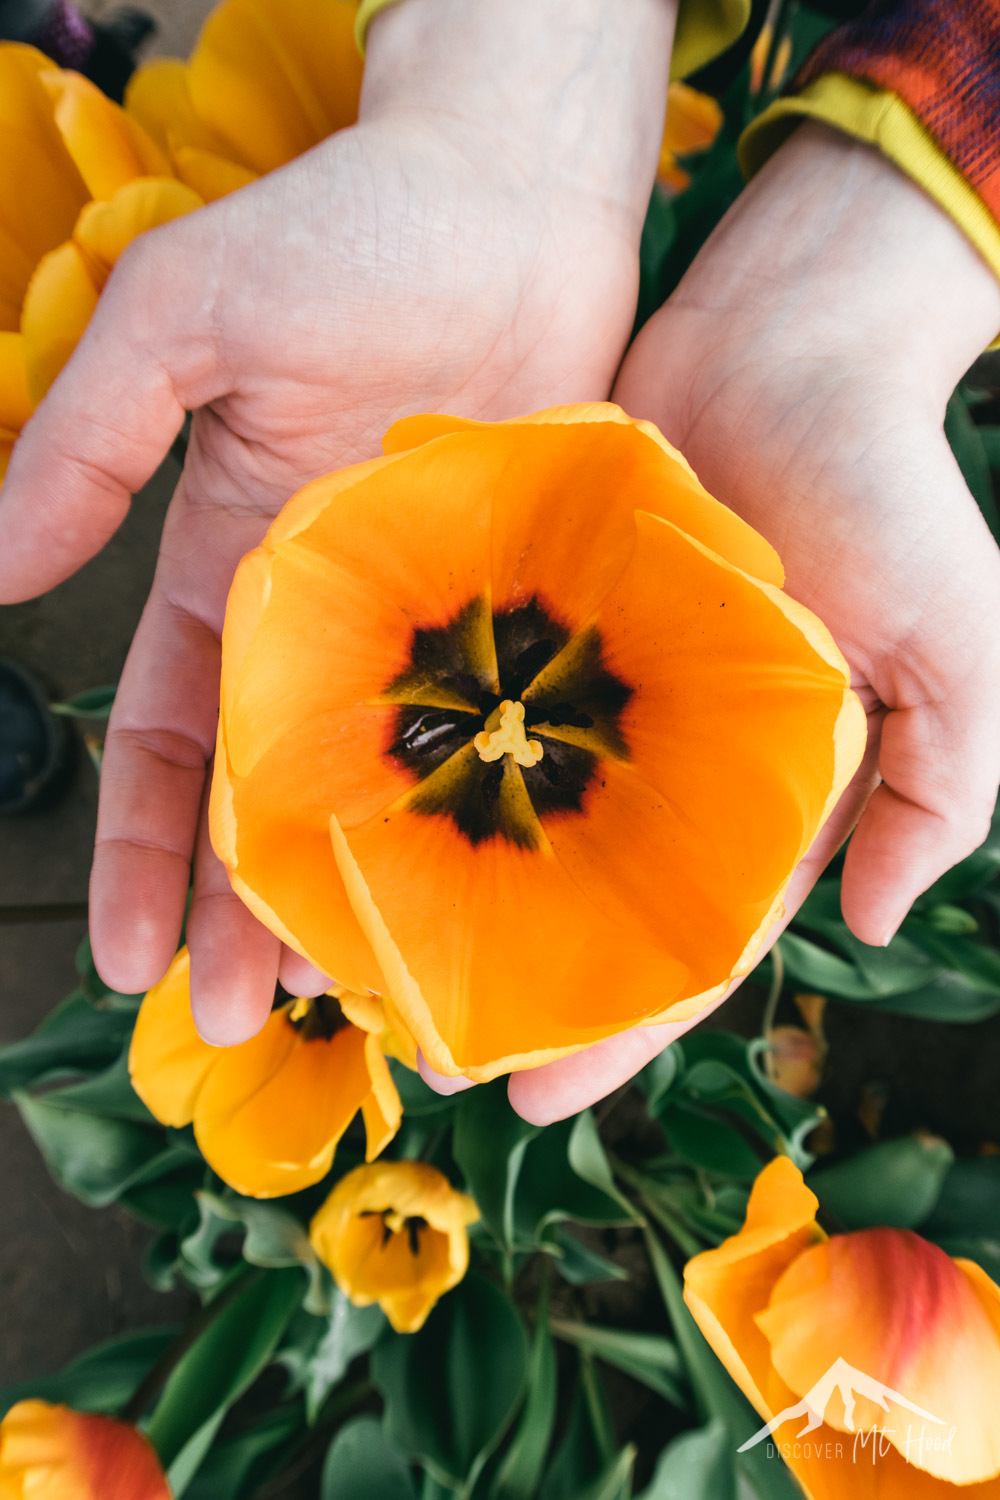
[122,1266,256,1426]
[252,1378,374,1499]
[760,940,786,1083]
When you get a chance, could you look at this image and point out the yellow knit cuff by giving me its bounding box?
[356,0,750,78]
[355,0,401,52]
[741,73,1000,304]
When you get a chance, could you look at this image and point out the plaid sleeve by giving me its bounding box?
[795,0,1000,219]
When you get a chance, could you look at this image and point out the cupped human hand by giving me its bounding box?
[0,0,674,1041]
[506,123,1000,1124]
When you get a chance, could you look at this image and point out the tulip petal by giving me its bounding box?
[360,1033,403,1160]
[758,1230,1000,1484]
[684,1157,825,1418]
[124,56,211,156]
[0,1400,169,1499]
[661,82,724,162]
[186,0,361,175]
[0,47,88,318]
[20,240,98,403]
[384,405,784,588]
[42,69,168,198]
[128,948,216,1127]
[0,332,32,434]
[193,1009,372,1197]
[173,146,257,202]
[73,178,203,274]
[329,803,686,1079]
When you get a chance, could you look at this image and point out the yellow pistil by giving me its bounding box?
[474,700,544,768]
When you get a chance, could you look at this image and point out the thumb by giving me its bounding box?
[0,219,220,603]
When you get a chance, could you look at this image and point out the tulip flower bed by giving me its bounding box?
[3,2,1000,1498]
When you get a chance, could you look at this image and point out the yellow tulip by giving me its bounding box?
[129,947,410,1198]
[310,1160,478,1333]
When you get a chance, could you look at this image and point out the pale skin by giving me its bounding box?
[0,0,997,1124]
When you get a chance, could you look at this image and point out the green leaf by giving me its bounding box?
[542,1225,629,1286]
[919,1157,1000,1240]
[539,1369,612,1500]
[644,1229,800,1500]
[306,1291,385,1423]
[0,993,134,1096]
[659,1105,763,1181]
[34,1048,155,1123]
[146,1268,303,1482]
[14,1090,190,1207]
[195,1191,329,1314]
[574,1447,636,1500]
[512,1118,635,1246]
[184,1404,302,1500]
[373,1273,527,1490]
[322,1416,417,1500]
[550,1320,687,1408]
[453,1081,540,1249]
[777,933,882,999]
[637,1421,735,1500]
[50,683,117,719]
[566,1112,641,1223]
[638,1046,682,1112]
[946,394,999,541]
[0,1329,174,1419]
[809,1135,954,1230]
[491,1280,557,1500]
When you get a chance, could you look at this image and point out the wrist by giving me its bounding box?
[360,0,677,230]
[675,122,1000,401]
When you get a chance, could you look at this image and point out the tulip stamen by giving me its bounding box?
[473,700,544,768]
[360,1207,430,1255]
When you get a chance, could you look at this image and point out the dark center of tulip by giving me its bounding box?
[360,1208,429,1255]
[383,595,631,847]
[283,991,349,1042]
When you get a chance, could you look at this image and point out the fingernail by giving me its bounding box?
[417,1051,475,1095]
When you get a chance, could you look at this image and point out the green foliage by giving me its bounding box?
[373,1274,528,1492]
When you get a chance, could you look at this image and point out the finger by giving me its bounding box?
[90,581,219,994]
[278,948,331,998]
[508,1010,723,1126]
[509,723,882,1124]
[417,1052,475,1097]
[188,792,280,1045]
[843,681,1000,945]
[0,226,217,603]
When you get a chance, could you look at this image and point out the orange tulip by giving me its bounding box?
[212,405,863,1081]
[0,45,200,478]
[129,947,411,1197]
[310,1160,478,1333]
[684,1157,1000,1497]
[0,1400,169,1500]
[658,81,724,191]
[126,0,362,202]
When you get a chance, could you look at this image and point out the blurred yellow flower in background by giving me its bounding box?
[310,1160,478,1333]
[0,43,200,480]
[126,0,363,201]
[0,1400,169,1499]
[129,947,411,1198]
[658,81,723,191]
